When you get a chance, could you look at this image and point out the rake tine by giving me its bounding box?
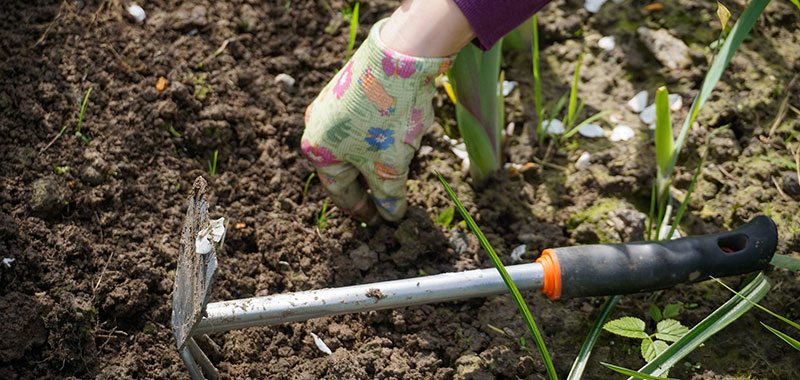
[179,345,206,380]
[188,337,220,380]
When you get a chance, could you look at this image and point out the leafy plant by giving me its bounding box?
[434,206,455,229]
[208,150,218,177]
[603,316,690,363]
[447,38,505,184]
[316,199,335,231]
[75,87,92,144]
[437,171,557,380]
[343,3,359,61]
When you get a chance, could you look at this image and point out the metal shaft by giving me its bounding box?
[194,262,544,335]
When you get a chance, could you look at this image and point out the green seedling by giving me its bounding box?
[649,303,683,323]
[166,122,182,138]
[75,87,92,144]
[208,150,218,177]
[434,206,454,229]
[759,155,796,169]
[53,166,69,175]
[316,199,335,231]
[770,253,800,272]
[603,316,690,363]
[302,172,316,201]
[437,171,557,380]
[343,3,359,61]
[447,38,505,184]
[184,73,212,100]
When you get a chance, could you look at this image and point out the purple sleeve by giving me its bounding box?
[453,0,552,50]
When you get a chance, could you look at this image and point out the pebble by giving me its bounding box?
[584,0,607,13]
[575,152,591,170]
[126,4,146,23]
[782,172,800,199]
[1,258,14,268]
[609,125,634,141]
[578,123,604,138]
[30,176,69,219]
[639,103,656,124]
[636,27,691,70]
[598,36,615,52]
[543,119,565,135]
[668,94,683,111]
[274,73,296,87]
[501,81,518,97]
[627,91,648,113]
[510,245,527,263]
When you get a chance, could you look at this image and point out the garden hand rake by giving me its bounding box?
[172,177,777,380]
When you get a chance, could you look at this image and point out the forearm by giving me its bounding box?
[380,0,476,57]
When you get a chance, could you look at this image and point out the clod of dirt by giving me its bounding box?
[349,243,377,271]
[637,27,691,70]
[782,171,800,199]
[0,292,47,362]
[392,220,423,266]
[172,4,208,30]
[30,176,69,219]
[454,354,493,380]
[0,212,17,239]
[81,165,104,186]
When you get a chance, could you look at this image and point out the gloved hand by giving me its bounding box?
[301,18,452,224]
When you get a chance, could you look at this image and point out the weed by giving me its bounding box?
[316,199,335,231]
[603,316,690,363]
[75,87,92,144]
[302,172,316,201]
[208,150,218,177]
[434,206,454,229]
[183,73,212,100]
[53,166,69,175]
[343,3,359,61]
[165,121,181,138]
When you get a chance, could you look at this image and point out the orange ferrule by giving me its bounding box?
[536,249,562,300]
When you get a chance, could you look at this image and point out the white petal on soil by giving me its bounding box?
[274,73,296,87]
[584,0,607,13]
[578,123,604,138]
[510,244,527,263]
[504,162,522,170]
[451,143,469,160]
[2,258,14,268]
[210,217,226,242]
[195,217,226,255]
[418,145,433,157]
[668,94,683,111]
[310,332,332,355]
[609,125,635,142]
[506,122,516,137]
[543,119,565,135]
[502,81,518,97]
[639,103,656,124]
[609,114,623,123]
[598,36,615,52]
[575,152,591,170]
[627,91,648,113]
[127,4,146,23]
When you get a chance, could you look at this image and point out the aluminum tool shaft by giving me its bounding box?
[194,262,545,335]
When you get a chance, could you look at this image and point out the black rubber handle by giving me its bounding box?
[548,215,777,299]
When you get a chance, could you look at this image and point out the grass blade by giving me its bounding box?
[436,171,557,380]
[666,0,769,179]
[563,110,610,139]
[532,15,543,136]
[770,253,800,272]
[566,54,583,129]
[601,362,679,380]
[761,323,800,351]
[789,0,800,11]
[567,295,621,380]
[712,277,800,331]
[654,86,673,182]
[345,3,359,61]
[632,273,771,378]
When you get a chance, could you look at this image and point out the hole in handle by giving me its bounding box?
[718,233,748,253]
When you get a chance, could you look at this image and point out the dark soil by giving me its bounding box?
[1,0,798,379]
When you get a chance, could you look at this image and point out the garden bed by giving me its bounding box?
[1,0,799,379]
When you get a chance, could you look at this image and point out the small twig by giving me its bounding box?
[93,251,115,298]
[33,1,68,48]
[89,0,108,25]
[39,125,68,155]
[103,43,134,73]
[718,165,736,181]
[531,156,568,172]
[772,176,788,199]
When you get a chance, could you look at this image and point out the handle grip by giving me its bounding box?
[536,215,778,299]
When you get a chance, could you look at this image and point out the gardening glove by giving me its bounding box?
[301,18,453,224]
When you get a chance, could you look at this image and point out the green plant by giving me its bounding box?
[208,150,218,177]
[75,87,92,144]
[437,171,557,380]
[434,206,455,229]
[603,316,690,363]
[316,199,335,230]
[302,172,316,200]
[447,38,505,184]
[600,362,678,380]
[165,121,182,138]
[343,3,359,61]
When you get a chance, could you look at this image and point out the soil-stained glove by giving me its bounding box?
[301,18,452,224]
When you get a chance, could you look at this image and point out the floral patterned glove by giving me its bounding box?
[301,18,452,223]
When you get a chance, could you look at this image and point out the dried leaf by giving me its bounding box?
[717,2,731,30]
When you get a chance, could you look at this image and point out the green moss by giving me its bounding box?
[567,198,626,241]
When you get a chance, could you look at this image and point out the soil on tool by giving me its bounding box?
[1,0,799,379]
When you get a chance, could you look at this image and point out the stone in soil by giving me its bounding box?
[30,175,69,219]
[782,171,800,199]
[637,27,691,70]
